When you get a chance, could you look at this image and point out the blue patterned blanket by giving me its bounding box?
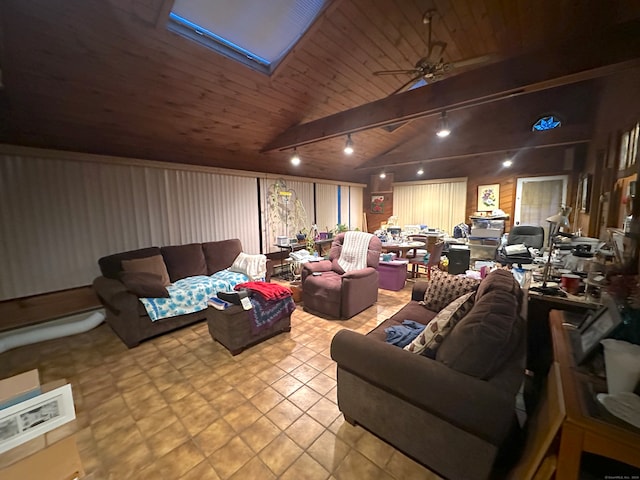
[247,295,296,334]
[140,270,251,321]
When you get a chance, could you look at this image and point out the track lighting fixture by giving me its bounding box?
[344,134,354,155]
[417,164,424,176]
[436,111,450,138]
[503,159,513,167]
[290,148,301,166]
[379,172,386,179]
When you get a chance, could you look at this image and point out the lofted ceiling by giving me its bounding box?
[0,0,639,183]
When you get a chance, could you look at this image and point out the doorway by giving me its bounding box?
[515,175,569,245]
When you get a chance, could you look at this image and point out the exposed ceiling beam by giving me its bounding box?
[262,19,640,153]
[356,124,591,169]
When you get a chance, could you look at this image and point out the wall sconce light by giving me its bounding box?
[344,134,354,155]
[417,164,424,176]
[379,172,386,179]
[436,111,451,138]
[503,159,513,167]
[290,148,301,166]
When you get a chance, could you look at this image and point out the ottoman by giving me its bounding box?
[207,303,292,355]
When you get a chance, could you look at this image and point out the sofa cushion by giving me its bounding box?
[202,239,243,275]
[367,302,439,343]
[404,291,475,357]
[98,247,162,279]
[121,254,170,286]
[120,271,170,298]
[161,243,207,282]
[421,269,479,312]
[435,288,523,380]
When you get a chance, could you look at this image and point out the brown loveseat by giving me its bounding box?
[331,269,525,480]
[93,239,270,348]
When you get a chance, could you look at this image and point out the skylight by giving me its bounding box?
[168,0,326,75]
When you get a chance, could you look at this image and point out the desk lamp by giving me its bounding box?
[530,206,572,296]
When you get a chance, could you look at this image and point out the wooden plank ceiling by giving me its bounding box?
[0,0,639,183]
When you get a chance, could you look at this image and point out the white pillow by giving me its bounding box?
[228,252,267,280]
[404,292,475,357]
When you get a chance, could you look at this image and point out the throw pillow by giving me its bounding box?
[121,255,171,286]
[228,252,267,280]
[404,292,475,357]
[421,269,479,312]
[120,272,170,298]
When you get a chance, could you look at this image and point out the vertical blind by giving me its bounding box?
[393,179,467,235]
[0,152,260,300]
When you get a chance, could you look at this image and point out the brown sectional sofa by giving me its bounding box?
[330,269,526,480]
[93,239,270,348]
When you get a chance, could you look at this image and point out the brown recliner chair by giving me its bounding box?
[301,232,382,319]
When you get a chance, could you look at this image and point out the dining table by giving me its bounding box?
[380,241,425,258]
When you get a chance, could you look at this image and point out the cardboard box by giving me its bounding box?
[0,372,83,479]
[0,369,40,410]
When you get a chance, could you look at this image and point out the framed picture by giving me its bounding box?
[0,384,75,454]
[371,195,384,214]
[580,174,591,213]
[577,300,623,365]
[619,131,630,170]
[629,122,639,167]
[477,184,500,211]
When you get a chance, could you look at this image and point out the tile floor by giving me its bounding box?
[0,283,445,480]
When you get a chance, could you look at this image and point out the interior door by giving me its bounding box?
[515,175,569,245]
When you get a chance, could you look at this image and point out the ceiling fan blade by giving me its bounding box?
[391,74,424,95]
[428,40,447,63]
[450,53,497,69]
[373,69,419,76]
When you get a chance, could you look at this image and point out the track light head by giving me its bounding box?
[290,148,300,166]
[344,134,354,155]
[436,111,450,137]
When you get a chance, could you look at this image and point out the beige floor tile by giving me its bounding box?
[285,413,326,449]
[266,398,303,430]
[136,405,180,437]
[280,452,331,480]
[193,417,236,457]
[385,450,444,480]
[271,373,305,397]
[307,397,341,427]
[223,402,263,433]
[307,372,336,396]
[334,449,395,480]
[155,440,206,479]
[180,459,222,480]
[249,386,285,414]
[208,436,254,479]
[354,430,397,469]
[228,457,276,480]
[288,384,322,411]
[258,432,304,476]
[307,430,351,473]
[147,420,191,458]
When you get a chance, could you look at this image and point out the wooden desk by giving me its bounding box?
[381,241,425,258]
[549,310,640,479]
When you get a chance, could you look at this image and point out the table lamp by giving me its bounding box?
[531,206,572,296]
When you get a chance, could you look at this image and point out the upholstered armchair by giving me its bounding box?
[301,232,382,319]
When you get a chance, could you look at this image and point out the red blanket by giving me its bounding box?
[235,281,292,301]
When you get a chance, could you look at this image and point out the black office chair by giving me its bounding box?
[497,225,545,267]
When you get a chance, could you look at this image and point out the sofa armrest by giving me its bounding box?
[331,329,517,445]
[342,267,377,280]
[93,276,140,315]
[411,281,429,301]
[302,260,332,273]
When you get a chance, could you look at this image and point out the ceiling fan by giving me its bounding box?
[373,9,493,95]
